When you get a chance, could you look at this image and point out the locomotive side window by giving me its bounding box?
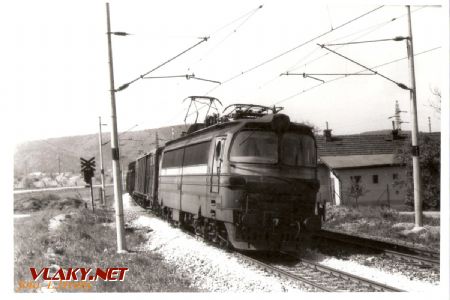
[183,141,210,166]
[281,133,316,167]
[162,148,184,168]
[230,130,278,163]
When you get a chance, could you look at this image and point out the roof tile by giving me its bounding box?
[316,132,440,157]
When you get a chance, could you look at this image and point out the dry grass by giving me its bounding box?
[14,190,198,292]
[323,205,440,250]
[14,186,115,213]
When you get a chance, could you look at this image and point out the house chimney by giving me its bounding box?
[323,121,332,142]
[391,120,399,139]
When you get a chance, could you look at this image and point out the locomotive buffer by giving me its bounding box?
[81,157,96,212]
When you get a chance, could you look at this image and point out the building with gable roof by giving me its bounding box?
[315,128,440,209]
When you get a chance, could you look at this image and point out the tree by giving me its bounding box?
[395,134,440,210]
[346,176,368,208]
[428,86,441,115]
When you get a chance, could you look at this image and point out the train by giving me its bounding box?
[126,102,323,251]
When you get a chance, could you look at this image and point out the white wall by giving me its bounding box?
[317,165,408,209]
[334,166,406,208]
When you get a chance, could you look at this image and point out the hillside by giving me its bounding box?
[14,124,187,177]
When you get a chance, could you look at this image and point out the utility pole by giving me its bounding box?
[406,5,423,228]
[106,2,127,253]
[98,116,106,206]
[428,116,431,133]
[58,155,61,174]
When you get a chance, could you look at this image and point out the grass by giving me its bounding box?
[14,186,115,213]
[323,205,440,250]
[14,189,198,292]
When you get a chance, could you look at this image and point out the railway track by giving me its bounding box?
[236,252,404,292]
[315,229,439,269]
[133,210,406,292]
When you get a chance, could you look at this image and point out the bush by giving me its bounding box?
[395,134,440,210]
[324,205,440,249]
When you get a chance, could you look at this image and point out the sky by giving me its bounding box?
[3,0,448,144]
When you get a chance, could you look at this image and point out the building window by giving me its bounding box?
[393,173,398,180]
[372,175,378,184]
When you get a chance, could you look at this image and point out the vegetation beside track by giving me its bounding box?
[323,205,439,250]
[14,189,198,292]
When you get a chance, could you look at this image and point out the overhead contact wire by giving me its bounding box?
[288,7,426,73]
[204,5,384,95]
[273,46,441,105]
[187,4,263,74]
[237,5,426,99]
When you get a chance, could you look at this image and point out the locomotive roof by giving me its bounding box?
[132,114,314,159]
[164,113,314,150]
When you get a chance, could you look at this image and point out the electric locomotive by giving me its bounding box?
[127,101,322,251]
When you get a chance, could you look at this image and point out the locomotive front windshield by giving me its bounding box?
[230,130,316,166]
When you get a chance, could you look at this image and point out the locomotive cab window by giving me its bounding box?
[281,133,316,167]
[230,130,278,163]
[230,130,316,166]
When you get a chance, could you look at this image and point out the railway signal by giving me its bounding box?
[81,157,96,170]
[81,157,96,183]
[80,157,96,211]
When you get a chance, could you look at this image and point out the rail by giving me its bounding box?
[236,252,403,292]
[315,229,439,268]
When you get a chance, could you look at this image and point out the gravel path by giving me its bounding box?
[128,214,309,292]
[123,194,308,291]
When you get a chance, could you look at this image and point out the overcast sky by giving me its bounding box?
[5,0,447,144]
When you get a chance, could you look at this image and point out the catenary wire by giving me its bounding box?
[287,6,425,73]
[168,6,427,125]
[187,4,264,71]
[253,17,394,93]
[168,5,410,125]
[244,8,413,100]
[203,5,384,96]
[272,46,441,106]
[318,43,410,89]
[118,5,263,92]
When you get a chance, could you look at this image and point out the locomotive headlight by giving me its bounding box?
[271,114,290,133]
